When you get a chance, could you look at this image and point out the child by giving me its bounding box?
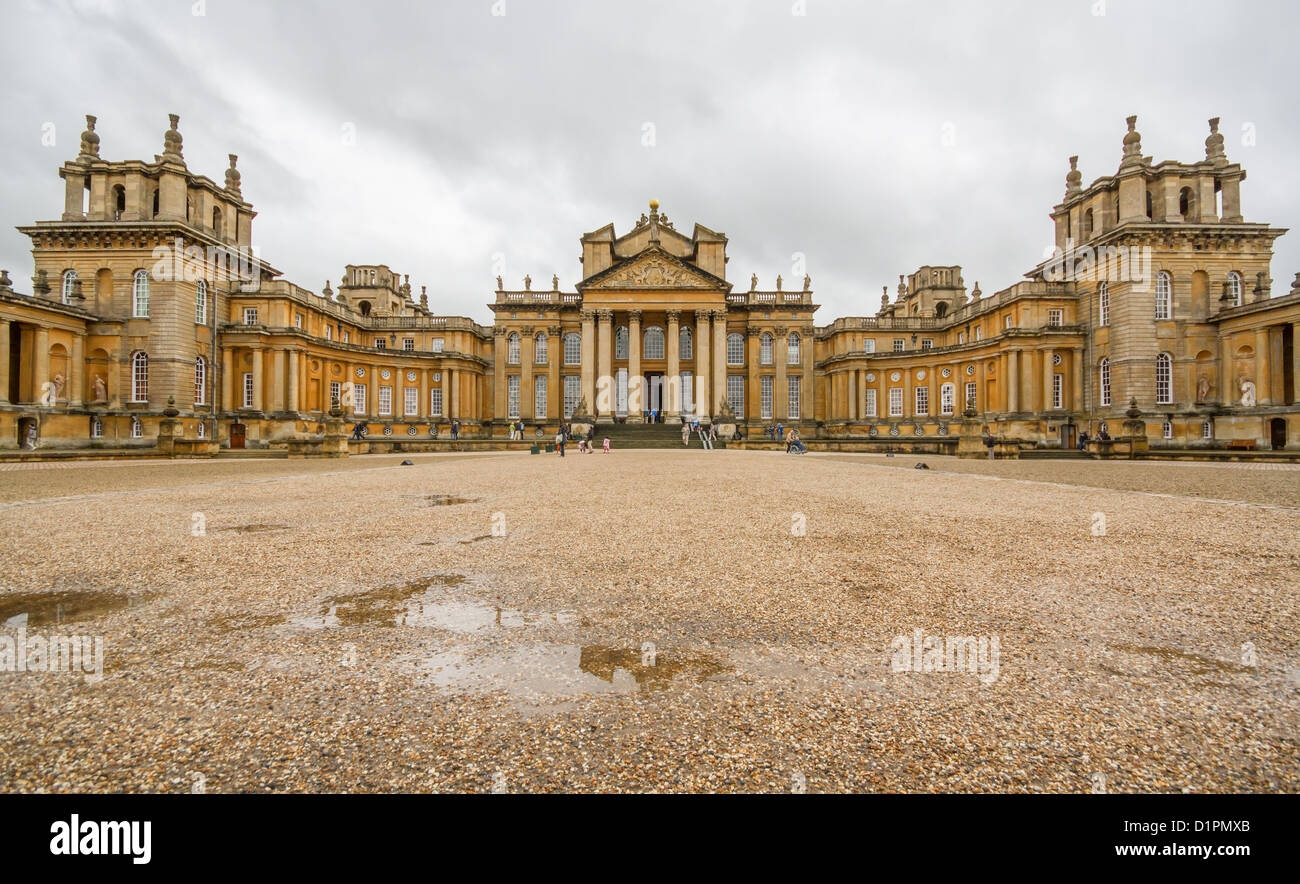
[602,437,611,453]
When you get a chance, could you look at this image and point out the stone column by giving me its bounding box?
[711,309,727,415]
[69,334,84,406]
[287,350,300,415]
[1254,327,1271,406]
[695,309,711,421]
[580,310,595,415]
[847,368,858,421]
[250,347,263,412]
[492,329,506,420]
[0,319,9,405]
[775,329,788,421]
[449,367,460,419]
[1072,348,1083,411]
[665,310,681,421]
[271,348,286,412]
[627,310,642,421]
[222,348,233,412]
[596,309,613,422]
[1043,349,1054,411]
[547,327,561,421]
[520,327,534,420]
[1007,350,1020,413]
[1293,323,1300,405]
[33,327,50,405]
[419,368,428,420]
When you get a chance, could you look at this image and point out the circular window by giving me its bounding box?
[381,369,391,380]
[890,371,901,382]
[889,425,900,436]
[407,425,417,436]
[866,373,876,382]
[355,367,365,378]
[965,365,975,376]
[938,424,948,436]
[941,367,952,378]
[868,425,878,437]
[914,425,925,435]
[406,370,417,381]
[382,425,393,436]
[1053,353,1062,366]
[917,370,926,381]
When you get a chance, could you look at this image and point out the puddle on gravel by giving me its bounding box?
[1107,644,1252,676]
[0,591,156,629]
[289,575,574,632]
[424,495,479,507]
[215,523,289,534]
[419,643,731,698]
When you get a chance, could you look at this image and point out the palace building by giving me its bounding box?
[2,114,1298,453]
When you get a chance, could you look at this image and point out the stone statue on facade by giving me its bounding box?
[1239,378,1257,407]
[775,274,783,291]
[750,273,757,291]
[802,274,811,291]
[24,423,37,450]
[1196,374,1211,404]
[496,275,503,291]
[225,154,242,196]
[523,274,531,291]
[552,274,559,291]
[93,374,107,402]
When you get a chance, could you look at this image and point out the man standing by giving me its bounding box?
[556,428,566,457]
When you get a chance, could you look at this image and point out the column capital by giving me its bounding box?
[747,326,762,337]
[547,325,563,337]
[712,309,728,321]
[580,309,596,323]
[596,309,614,322]
[665,308,680,323]
[493,326,508,337]
[628,308,642,323]
[695,308,711,323]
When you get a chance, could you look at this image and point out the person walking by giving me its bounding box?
[681,423,690,446]
[555,429,566,457]
[602,437,611,453]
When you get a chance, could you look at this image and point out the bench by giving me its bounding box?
[1226,439,1256,451]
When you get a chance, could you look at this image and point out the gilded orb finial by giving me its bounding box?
[649,199,660,212]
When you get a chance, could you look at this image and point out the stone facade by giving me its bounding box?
[2,114,1298,452]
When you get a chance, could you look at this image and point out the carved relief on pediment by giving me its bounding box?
[595,254,712,289]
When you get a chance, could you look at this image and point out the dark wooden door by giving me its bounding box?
[230,423,246,449]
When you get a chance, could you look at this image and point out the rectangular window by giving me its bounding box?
[91,417,102,439]
[563,335,580,365]
[915,386,929,416]
[294,314,303,329]
[1162,420,1173,440]
[864,339,876,354]
[921,338,933,350]
[378,385,392,416]
[131,417,143,439]
[889,388,903,417]
[1202,420,1213,439]
[405,387,418,416]
[196,420,205,439]
[1048,309,1063,328]
[726,335,744,366]
[403,338,415,352]
[431,338,445,353]
[1004,315,1013,329]
[243,307,258,325]
[354,384,366,415]
[535,335,549,364]
[330,381,341,409]
[342,331,349,344]
[1052,373,1063,409]
[429,387,443,417]
[940,384,954,415]
[893,339,905,353]
[975,327,983,341]
[562,376,579,418]
[965,381,977,411]
[864,388,877,417]
[242,372,254,409]
[324,326,332,341]
[507,376,520,419]
[681,371,694,414]
[761,376,773,419]
[534,375,547,418]
[375,338,386,350]
[726,375,745,417]
[787,376,801,419]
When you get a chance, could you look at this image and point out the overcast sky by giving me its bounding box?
[2,0,1297,323]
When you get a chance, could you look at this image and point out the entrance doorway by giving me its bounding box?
[230,422,246,449]
[646,373,665,416]
[1270,417,1287,450]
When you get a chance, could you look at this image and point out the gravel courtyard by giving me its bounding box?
[0,450,1296,793]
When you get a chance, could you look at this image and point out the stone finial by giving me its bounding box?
[163,396,180,418]
[1205,117,1227,166]
[162,113,184,162]
[0,269,12,293]
[400,274,411,297]
[1253,271,1271,302]
[323,280,333,298]
[898,274,908,298]
[1290,272,1300,298]
[78,115,101,161]
[1119,115,1143,170]
[881,285,889,309]
[72,279,85,301]
[225,154,242,195]
[420,285,428,310]
[971,281,982,299]
[33,269,50,295]
[1065,155,1082,198]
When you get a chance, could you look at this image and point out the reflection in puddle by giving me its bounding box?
[425,495,479,507]
[420,644,731,698]
[216,524,288,533]
[289,576,574,632]
[1107,644,1252,676]
[0,591,155,629]
[458,535,494,545]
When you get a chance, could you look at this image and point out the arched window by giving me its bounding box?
[211,206,223,237]
[195,279,208,325]
[534,332,548,364]
[132,270,150,317]
[194,356,207,405]
[358,301,372,317]
[130,351,149,403]
[760,333,773,365]
[1099,357,1111,407]
[1155,352,1173,404]
[787,332,801,365]
[679,326,693,360]
[62,269,76,305]
[1082,208,1093,239]
[1155,271,1172,319]
[643,327,665,359]
[507,333,520,365]
[1226,271,1242,307]
[940,383,955,415]
[112,185,125,219]
[563,333,580,365]
[151,189,159,218]
[1179,187,1194,219]
[1098,281,1109,326]
[1145,190,1154,219]
[934,302,948,318]
[614,326,628,359]
[726,332,744,366]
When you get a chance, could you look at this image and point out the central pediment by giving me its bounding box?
[578,247,731,293]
